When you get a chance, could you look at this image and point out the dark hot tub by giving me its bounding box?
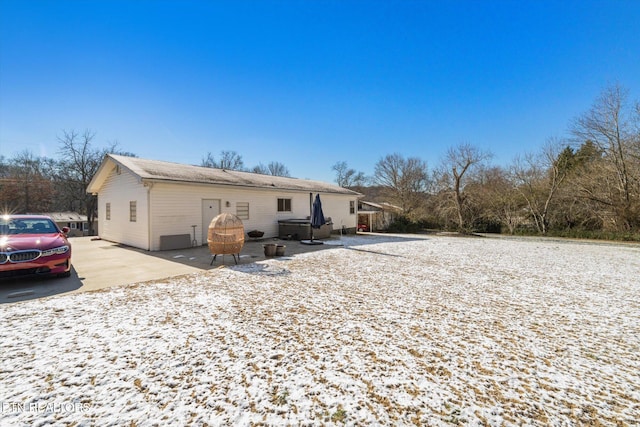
[278,218,333,240]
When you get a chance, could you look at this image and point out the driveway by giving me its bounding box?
[1,235,343,304]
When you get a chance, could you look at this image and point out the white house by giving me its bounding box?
[87,154,361,251]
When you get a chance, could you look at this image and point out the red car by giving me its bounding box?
[357,224,370,232]
[0,215,72,278]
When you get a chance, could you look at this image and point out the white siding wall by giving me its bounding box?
[318,194,358,233]
[98,167,150,249]
[148,182,358,250]
[148,182,209,251]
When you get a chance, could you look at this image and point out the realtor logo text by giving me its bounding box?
[1,402,92,413]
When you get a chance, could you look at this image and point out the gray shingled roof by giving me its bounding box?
[107,154,360,196]
[27,212,88,222]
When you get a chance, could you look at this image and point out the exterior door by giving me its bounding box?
[202,199,221,245]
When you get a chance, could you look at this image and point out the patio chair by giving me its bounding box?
[207,213,245,265]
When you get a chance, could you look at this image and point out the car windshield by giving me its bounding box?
[0,218,59,235]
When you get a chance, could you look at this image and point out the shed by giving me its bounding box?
[35,212,94,237]
[86,154,361,251]
[357,201,403,232]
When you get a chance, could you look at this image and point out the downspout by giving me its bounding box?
[145,181,153,251]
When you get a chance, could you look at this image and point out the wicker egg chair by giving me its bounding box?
[207,213,245,265]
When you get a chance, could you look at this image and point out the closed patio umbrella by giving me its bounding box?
[302,193,325,245]
[311,194,326,230]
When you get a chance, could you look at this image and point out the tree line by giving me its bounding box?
[338,84,640,239]
[0,138,291,233]
[200,151,291,177]
[0,130,133,234]
[1,83,638,240]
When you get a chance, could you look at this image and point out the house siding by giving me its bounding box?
[89,156,361,251]
[98,167,150,249]
[147,182,358,251]
[318,196,357,233]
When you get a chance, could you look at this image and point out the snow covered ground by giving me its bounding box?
[1,234,639,426]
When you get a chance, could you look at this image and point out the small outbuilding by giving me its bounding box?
[357,201,402,232]
[35,212,94,237]
[87,154,361,251]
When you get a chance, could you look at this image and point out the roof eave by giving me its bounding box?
[140,177,361,196]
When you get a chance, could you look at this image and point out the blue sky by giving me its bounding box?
[1,0,639,183]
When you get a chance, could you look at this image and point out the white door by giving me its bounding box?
[202,199,221,245]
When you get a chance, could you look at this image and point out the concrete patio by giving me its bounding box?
[0,235,347,303]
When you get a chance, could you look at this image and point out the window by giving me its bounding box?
[277,198,292,212]
[83,222,89,231]
[70,223,77,229]
[130,201,137,222]
[236,202,250,220]
[350,200,355,214]
[106,203,111,220]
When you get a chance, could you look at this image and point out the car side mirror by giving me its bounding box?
[62,227,70,234]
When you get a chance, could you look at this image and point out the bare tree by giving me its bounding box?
[0,155,9,178]
[373,153,429,219]
[1,150,56,213]
[332,161,366,188]
[57,129,119,234]
[437,143,492,231]
[510,140,571,234]
[570,83,640,230]
[252,161,291,177]
[201,150,245,170]
[472,166,524,234]
[201,152,216,168]
[552,141,605,230]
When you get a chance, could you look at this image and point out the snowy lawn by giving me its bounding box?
[1,234,639,426]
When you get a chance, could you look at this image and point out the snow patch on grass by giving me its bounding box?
[2,235,639,425]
